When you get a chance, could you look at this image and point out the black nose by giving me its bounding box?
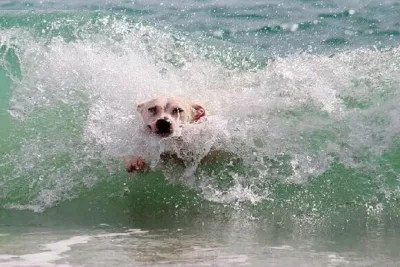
[156,119,171,134]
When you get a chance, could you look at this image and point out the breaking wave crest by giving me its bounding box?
[1,13,399,214]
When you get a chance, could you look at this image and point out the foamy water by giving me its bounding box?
[1,16,400,210]
[1,3,400,267]
[0,229,148,267]
[1,225,398,267]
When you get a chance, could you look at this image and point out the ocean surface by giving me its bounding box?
[1,0,400,266]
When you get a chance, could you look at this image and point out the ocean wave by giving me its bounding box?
[0,13,399,218]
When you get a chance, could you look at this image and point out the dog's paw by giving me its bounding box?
[125,157,146,172]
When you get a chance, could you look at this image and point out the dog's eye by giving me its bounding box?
[172,108,184,114]
[148,107,157,114]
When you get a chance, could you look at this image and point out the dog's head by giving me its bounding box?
[137,97,206,138]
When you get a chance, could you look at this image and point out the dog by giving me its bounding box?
[125,96,206,172]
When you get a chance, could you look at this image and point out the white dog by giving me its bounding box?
[125,97,206,172]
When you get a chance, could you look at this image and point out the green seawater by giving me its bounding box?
[1,1,400,266]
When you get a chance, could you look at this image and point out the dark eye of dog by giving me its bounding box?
[172,108,184,114]
[148,107,157,114]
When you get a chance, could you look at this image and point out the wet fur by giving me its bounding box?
[125,97,206,172]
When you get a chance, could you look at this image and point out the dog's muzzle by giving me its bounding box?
[155,119,172,136]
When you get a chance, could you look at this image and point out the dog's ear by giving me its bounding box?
[191,104,206,122]
[137,102,145,114]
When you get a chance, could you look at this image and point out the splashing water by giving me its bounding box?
[1,13,400,212]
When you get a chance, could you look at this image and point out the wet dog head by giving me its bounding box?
[137,97,206,138]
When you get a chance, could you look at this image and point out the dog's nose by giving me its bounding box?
[155,119,172,134]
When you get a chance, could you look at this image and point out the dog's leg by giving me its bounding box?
[125,156,146,172]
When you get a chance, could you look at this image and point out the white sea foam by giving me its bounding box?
[1,17,400,210]
[0,235,90,267]
[0,230,149,267]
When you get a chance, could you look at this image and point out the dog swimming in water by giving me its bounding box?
[125,96,206,172]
